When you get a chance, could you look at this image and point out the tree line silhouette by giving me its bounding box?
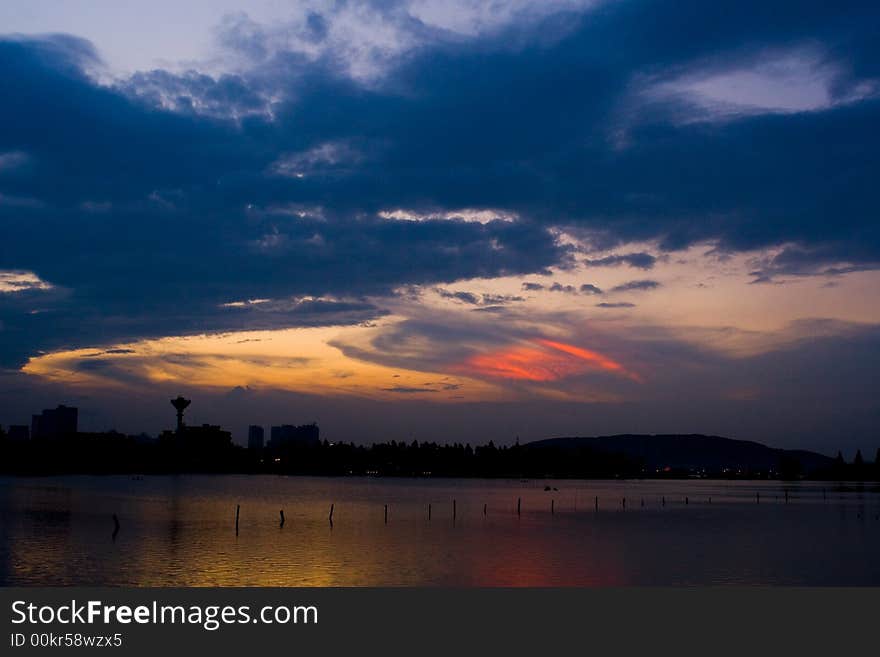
[1,425,879,480]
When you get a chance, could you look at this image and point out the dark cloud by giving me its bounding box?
[482,293,524,305]
[73,358,113,372]
[610,280,661,293]
[79,348,137,357]
[524,281,603,295]
[436,289,482,305]
[0,36,567,365]
[435,288,523,306]
[596,302,636,308]
[1,0,879,370]
[382,386,438,394]
[586,253,657,270]
[118,69,269,120]
[747,243,880,282]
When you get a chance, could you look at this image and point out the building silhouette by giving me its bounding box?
[248,425,264,451]
[31,405,78,439]
[152,396,238,471]
[7,425,30,442]
[268,423,320,449]
[173,424,233,447]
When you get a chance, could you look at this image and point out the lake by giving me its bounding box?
[1,475,879,586]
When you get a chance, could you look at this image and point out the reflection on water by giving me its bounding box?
[1,476,879,586]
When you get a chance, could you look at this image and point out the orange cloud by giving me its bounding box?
[460,338,642,383]
[536,339,642,382]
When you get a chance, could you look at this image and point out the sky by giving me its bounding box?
[1,1,879,454]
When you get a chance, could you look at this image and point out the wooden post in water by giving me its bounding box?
[594,495,599,511]
[685,496,689,505]
[785,490,789,504]
[756,492,760,504]
[384,504,388,524]
[641,498,644,508]
[235,504,240,535]
[279,509,285,528]
[517,497,521,517]
[551,499,555,515]
[483,503,487,516]
[329,503,334,526]
[112,513,120,541]
[453,499,457,523]
[662,496,666,507]
[622,497,626,510]
[428,503,432,521]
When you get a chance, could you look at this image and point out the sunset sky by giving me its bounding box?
[1,1,878,453]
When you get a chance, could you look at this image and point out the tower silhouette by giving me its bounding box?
[170,396,191,433]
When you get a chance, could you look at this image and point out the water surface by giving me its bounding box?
[1,475,878,586]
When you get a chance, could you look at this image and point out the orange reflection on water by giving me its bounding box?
[5,476,880,586]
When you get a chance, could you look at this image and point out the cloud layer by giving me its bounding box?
[2,3,880,365]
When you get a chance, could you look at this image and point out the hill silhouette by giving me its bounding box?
[2,423,863,478]
[527,434,834,476]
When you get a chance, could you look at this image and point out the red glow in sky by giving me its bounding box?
[461,338,641,383]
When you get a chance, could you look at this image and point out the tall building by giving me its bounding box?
[31,405,78,439]
[248,425,264,451]
[268,423,320,449]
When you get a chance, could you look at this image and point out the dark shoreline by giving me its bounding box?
[2,473,879,489]
[3,431,876,481]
